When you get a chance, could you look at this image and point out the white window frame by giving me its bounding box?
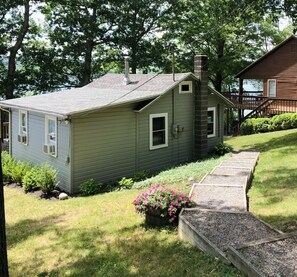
[149,113,168,150]
[207,107,216,138]
[18,110,28,145]
[45,115,57,157]
[267,79,276,97]
[179,81,193,94]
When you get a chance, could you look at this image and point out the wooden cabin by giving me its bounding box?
[227,35,297,125]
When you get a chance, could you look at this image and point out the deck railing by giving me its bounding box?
[225,93,297,114]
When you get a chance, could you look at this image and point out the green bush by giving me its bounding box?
[132,171,149,182]
[37,164,58,195]
[1,151,16,182]
[212,143,233,156]
[23,166,40,192]
[11,160,31,185]
[118,177,133,189]
[240,113,297,135]
[80,179,104,196]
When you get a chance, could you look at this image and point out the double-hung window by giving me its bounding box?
[44,116,57,157]
[149,113,168,150]
[207,107,216,138]
[18,111,28,144]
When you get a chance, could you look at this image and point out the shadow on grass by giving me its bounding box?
[9,222,242,277]
[241,132,297,153]
[257,214,297,232]
[6,214,65,249]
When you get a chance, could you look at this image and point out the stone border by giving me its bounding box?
[227,232,296,277]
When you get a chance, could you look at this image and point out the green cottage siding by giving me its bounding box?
[10,110,71,192]
[207,93,225,151]
[71,105,137,193]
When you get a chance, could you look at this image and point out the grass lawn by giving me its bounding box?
[4,155,243,277]
[227,128,297,231]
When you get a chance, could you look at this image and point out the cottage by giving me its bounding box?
[0,55,232,193]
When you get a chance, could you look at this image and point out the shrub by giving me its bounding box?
[118,177,133,189]
[80,178,104,196]
[37,164,58,195]
[212,143,233,156]
[11,160,31,185]
[23,166,40,192]
[132,171,149,182]
[133,186,194,223]
[240,113,297,135]
[1,152,16,182]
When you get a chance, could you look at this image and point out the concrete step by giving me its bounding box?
[211,166,252,181]
[200,174,249,188]
[190,184,247,211]
[220,160,256,170]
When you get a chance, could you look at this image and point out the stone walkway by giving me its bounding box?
[179,151,297,277]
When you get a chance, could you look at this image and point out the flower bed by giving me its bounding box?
[133,186,194,226]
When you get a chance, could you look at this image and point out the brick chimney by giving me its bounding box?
[194,55,208,159]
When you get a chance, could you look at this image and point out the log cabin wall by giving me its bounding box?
[238,36,297,99]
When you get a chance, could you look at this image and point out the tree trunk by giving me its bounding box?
[0,149,9,277]
[80,7,96,87]
[213,38,225,92]
[80,40,94,86]
[6,0,30,99]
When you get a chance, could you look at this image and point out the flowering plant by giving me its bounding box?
[133,186,194,223]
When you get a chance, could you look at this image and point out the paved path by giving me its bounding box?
[190,151,259,212]
[178,151,297,276]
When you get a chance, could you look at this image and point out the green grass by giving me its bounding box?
[227,128,297,231]
[4,155,242,277]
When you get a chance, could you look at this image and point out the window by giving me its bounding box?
[207,107,216,138]
[44,116,57,157]
[179,81,192,94]
[149,113,168,150]
[18,111,28,144]
[267,79,276,97]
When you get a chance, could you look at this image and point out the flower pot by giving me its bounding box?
[145,209,170,226]
[145,207,180,226]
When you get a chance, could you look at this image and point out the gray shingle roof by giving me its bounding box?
[0,73,195,117]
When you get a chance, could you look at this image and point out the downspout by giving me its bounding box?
[135,113,139,171]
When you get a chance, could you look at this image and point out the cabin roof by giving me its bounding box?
[235,35,297,78]
[0,72,232,117]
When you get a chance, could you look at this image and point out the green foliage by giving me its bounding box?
[22,166,41,192]
[240,113,297,135]
[212,143,233,156]
[118,177,133,190]
[37,164,58,195]
[132,171,149,182]
[80,179,104,196]
[10,160,31,185]
[1,151,16,181]
[133,155,229,189]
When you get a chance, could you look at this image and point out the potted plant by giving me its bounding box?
[133,185,194,226]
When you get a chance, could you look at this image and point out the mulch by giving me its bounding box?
[183,209,279,252]
[238,235,297,277]
[4,182,66,201]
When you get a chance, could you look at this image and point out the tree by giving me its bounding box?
[283,0,297,33]
[43,0,117,87]
[171,0,283,92]
[0,0,30,99]
[111,0,179,73]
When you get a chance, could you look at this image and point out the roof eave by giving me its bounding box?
[235,35,297,78]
